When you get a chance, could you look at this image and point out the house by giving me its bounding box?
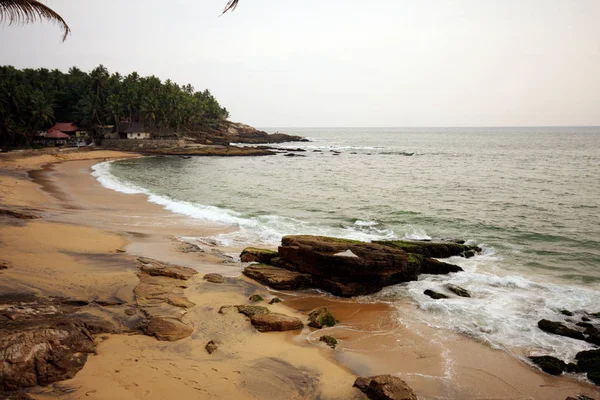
[117,121,151,140]
[39,129,70,146]
[48,122,86,137]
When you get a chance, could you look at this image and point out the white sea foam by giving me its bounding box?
[377,251,600,362]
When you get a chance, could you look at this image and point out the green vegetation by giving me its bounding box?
[0,65,230,148]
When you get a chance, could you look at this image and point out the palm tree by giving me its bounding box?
[0,0,70,41]
[222,0,239,14]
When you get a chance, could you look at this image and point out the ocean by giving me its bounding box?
[92,127,600,362]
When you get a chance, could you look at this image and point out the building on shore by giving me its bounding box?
[117,121,151,140]
[48,122,87,138]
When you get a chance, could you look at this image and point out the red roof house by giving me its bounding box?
[45,130,71,139]
[48,122,79,135]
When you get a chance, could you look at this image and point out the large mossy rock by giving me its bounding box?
[307,307,336,329]
[240,247,279,264]
[374,240,481,259]
[242,235,469,297]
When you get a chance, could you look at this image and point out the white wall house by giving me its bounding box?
[127,132,151,140]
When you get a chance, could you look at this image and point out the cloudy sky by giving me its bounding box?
[1,0,599,127]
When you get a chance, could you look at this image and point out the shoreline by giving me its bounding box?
[1,149,599,399]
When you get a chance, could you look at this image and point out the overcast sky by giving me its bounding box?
[1,0,599,127]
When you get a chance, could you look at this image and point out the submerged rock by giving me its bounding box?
[561,309,574,317]
[445,284,471,298]
[319,335,338,349]
[424,289,448,299]
[203,273,225,284]
[269,297,282,304]
[240,247,279,264]
[538,319,585,340]
[307,307,336,329]
[354,375,418,400]
[250,313,303,332]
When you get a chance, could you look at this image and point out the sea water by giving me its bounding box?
[92,127,600,361]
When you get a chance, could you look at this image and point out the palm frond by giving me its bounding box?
[222,0,239,14]
[0,0,70,41]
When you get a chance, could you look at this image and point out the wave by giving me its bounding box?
[91,161,399,246]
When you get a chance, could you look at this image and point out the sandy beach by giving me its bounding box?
[1,148,599,400]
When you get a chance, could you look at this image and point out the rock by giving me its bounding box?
[137,257,197,280]
[561,310,574,317]
[243,264,313,290]
[589,370,600,385]
[205,340,218,354]
[307,307,336,329]
[445,284,471,298]
[374,239,480,259]
[125,308,136,316]
[237,305,270,318]
[463,250,476,258]
[180,242,204,253]
[272,235,463,297]
[586,333,600,346]
[240,247,279,264]
[269,297,282,304]
[203,273,225,284]
[582,316,591,322]
[94,297,124,306]
[353,375,418,400]
[0,391,34,399]
[320,335,338,349]
[576,349,600,369]
[249,294,264,303]
[424,289,448,299]
[134,275,195,309]
[538,319,585,340]
[250,313,303,332]
[144,316,193,341]
[0,261,10,270]
[0,320,96,391]
[529,356,568,375]
[116,248,126,253]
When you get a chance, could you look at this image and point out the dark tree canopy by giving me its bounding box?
[0,65,230,147]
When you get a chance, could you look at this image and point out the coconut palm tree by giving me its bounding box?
[222,0,239,14]
[0,0,70,41]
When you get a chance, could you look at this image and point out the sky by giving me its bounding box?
[1,0,599,127]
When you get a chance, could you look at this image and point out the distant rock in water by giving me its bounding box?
[538,319,585,341]
[424,289,449,299]
[446,284,471,298]
[194,121,308,145]
[241,235,474,297]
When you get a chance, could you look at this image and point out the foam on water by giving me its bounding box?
[375,250,600,362]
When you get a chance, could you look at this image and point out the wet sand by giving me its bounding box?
[1,149,599,399]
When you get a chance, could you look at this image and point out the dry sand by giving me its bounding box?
[0,148,599,399]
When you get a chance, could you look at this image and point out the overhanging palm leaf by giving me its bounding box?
[0,0,70,41]
[222,0,239,14]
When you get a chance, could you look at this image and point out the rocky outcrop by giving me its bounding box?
[197,121,308,145]
[576,349,600,385]
[354,375,418,400]
[307,307,336,329]
[529,356,579,376]
[374,240,480,259]
[135,258,197,341]
[250,313,304,332]
[242,235,470,297]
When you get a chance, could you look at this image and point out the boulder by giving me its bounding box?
[538,320,585,341]
[203,273,225,284]
[0,320,96,391]
[424,289,448,299]
[137,257,197,280]
[144,316,193,341]
[575,349,600,374]
[249,294,264,303]
[320,335,338,349]
[353,375,418,400]
[243,264,313,290]
[446,284,471,298]
[250,313,303,332]
[240,247,279,264]
[529,356,568,375]
[307,307,336,329]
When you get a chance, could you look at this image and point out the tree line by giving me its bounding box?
[0,64,230,147]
